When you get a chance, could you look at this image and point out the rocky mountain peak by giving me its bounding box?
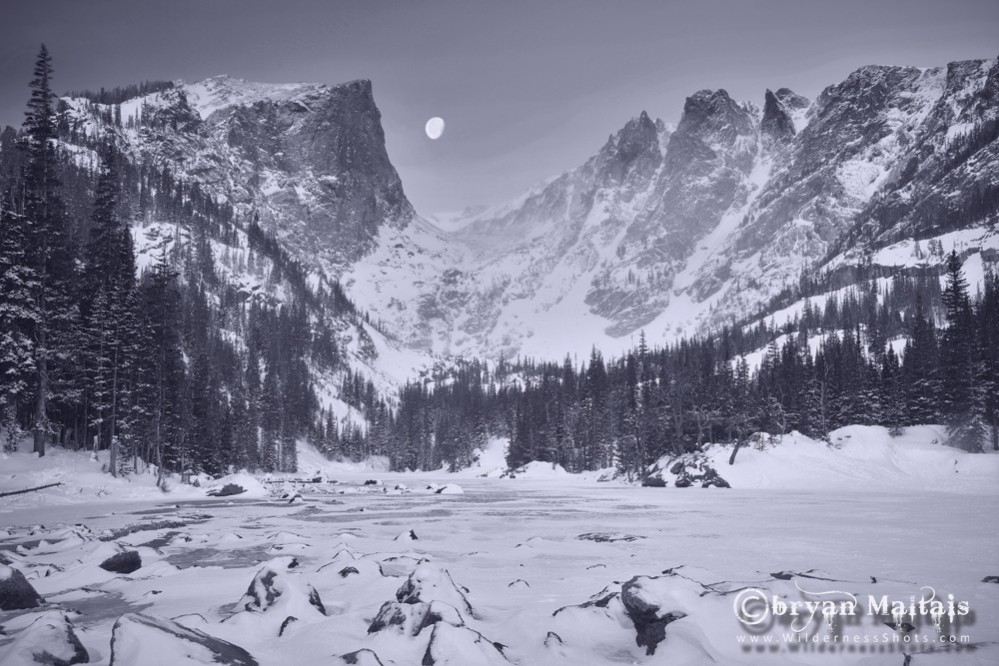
[89,74,414,266]
[773,88,810,110]
[760,89,796,142]
[606,111,662,163]
[676,89,754,144]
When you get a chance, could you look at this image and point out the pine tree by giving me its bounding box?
[980,272,999,450]
[881,344,905,436]
[940,251,986,451]
[259,364,280,472]
[140,249,186,477]
[0,194,38,449]
[903,292,940,423]
[21,45,76,456]
[82,141,139,474]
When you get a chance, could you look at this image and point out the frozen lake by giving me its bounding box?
[2,478,996,664]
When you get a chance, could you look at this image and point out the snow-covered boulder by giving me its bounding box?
[234,566,326,617]
[396,562,473,616]
[109,613,258,665]
[644,452,730,488]
[207,483,245,497]
[421,623,511,666]
[0,611,88,666]
[551,574,707,659]
[0,565,43,610]
[367,599,465,636]
[620,576,689,655]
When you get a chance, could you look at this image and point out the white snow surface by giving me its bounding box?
[1,428,996,665]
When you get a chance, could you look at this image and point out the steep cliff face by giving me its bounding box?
[73,75,414,268]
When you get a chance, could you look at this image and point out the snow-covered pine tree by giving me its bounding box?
[881,345,905,437]
[902,292,941,423]
[140,249,186,477]
[21,44,77,457]
[940,251,987,452]
[980,272,999,450]
[0,191,39,451]
[82,141,140,475]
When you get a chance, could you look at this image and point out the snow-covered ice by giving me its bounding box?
[1,431,996,664]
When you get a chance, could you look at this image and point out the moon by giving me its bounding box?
[425,117,445,140]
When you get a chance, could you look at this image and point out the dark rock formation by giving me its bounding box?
[99,551,142,574]
[208,484,246,497]
[0,566,43,610]
[367,600,464,637]
[620,576,688,656]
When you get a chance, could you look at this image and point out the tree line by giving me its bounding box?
[375,255,998,476]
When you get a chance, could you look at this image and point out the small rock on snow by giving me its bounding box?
[334,649,386,665]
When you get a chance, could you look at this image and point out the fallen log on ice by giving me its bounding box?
[0,482,63,498]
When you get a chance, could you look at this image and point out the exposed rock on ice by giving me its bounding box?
[366,599,464,636]
[99,550,142,574]
[620,576,689,655]
[0,565,43,610]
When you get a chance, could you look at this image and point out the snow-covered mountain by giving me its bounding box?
[350,57,998,361]
[61,59,999,373]
[66,75,413,265]
[58,76,427,419]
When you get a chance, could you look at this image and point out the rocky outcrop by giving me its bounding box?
[645,453,731,488]
[367,600,464,636]
[99,550,142,574]
[620,576,688,655]
[0,565,43,610]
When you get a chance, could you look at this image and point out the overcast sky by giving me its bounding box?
[2,0,997,215]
